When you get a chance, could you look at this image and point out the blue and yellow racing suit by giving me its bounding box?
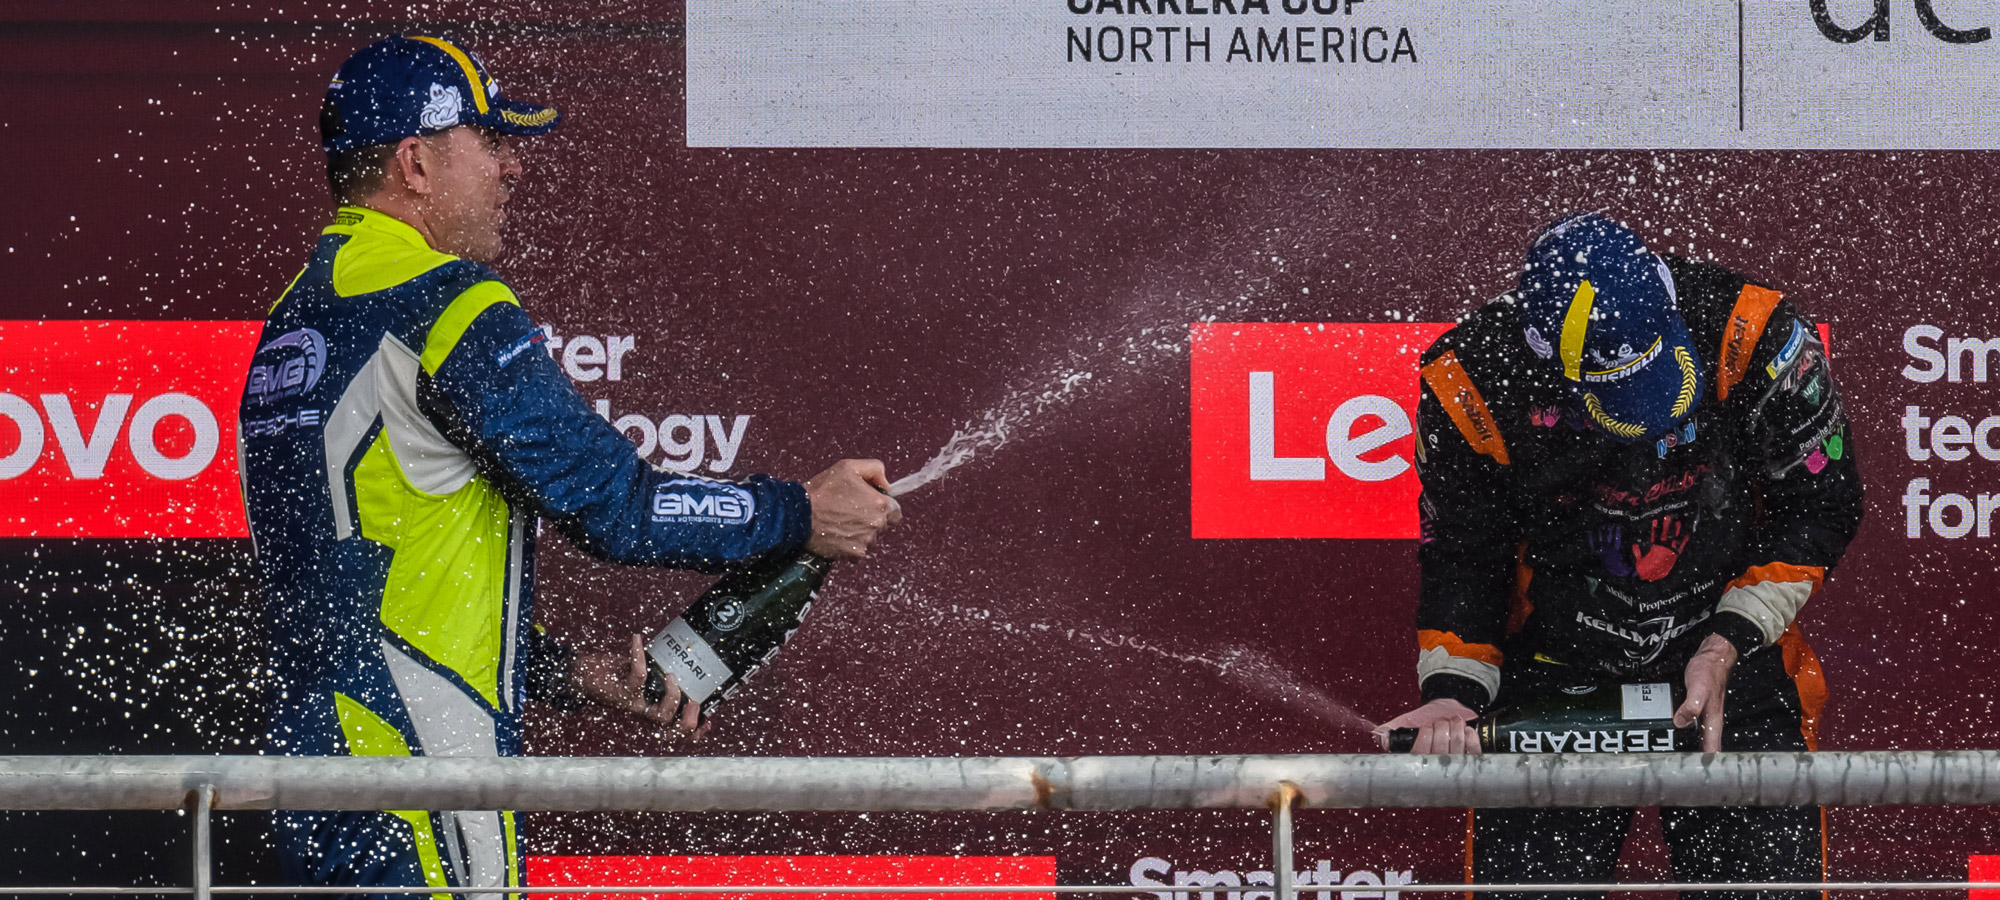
[238,206,810,899]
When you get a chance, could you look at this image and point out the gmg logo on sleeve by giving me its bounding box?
[651,478,757,526]
[1190,323,1449,539]
[0,320,261,538]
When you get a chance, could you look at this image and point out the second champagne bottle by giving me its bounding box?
[1387,682,1696,753]
[642,551,832,720]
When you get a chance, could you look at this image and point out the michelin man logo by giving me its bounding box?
[1583,337,1664,383]
[420,83,463,130]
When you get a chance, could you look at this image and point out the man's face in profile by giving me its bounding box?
[420,125,521,263]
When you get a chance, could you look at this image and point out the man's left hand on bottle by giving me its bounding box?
[1373,697,1481,755]
[576,634,707,740]
[1673,632,1739,752]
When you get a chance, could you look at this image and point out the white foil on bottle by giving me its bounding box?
[1621,682,1673,720]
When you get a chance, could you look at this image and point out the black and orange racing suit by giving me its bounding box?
[1412,257,1864,900]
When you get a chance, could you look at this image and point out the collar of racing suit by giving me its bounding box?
[324,204,433,252]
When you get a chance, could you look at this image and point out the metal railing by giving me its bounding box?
[7,752,2000,898]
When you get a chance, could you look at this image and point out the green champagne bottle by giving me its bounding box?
[642,552,832,719]
[1389,682,1694,753]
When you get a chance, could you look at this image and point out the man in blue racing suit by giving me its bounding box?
[238,35,901,899]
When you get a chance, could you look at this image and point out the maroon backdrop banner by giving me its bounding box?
[2,2,1998,896]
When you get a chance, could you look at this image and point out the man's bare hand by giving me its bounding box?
[1373,698,1481,754]
[804,459,902,560]
[576,635,704,739]
[1674,633,1739,752]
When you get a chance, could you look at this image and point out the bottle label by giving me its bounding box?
[1507,728,1675,753]
[1620,682,1673,720]
[646,618,734,702]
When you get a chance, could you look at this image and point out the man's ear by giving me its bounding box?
[390,135,432,196]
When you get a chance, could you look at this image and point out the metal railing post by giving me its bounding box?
[1273,782,1299,900]
[190,783,213,900]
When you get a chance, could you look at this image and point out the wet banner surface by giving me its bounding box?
[1,0,1998,895]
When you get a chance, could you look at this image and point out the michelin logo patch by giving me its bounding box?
[420,83,463,130]
[652,478,756,525]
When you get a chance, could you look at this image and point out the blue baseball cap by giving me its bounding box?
[1516,213,1704,443]
[320,35,561,154]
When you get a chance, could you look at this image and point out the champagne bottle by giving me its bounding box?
[1388,682,1694,753]
[642,552,832,719]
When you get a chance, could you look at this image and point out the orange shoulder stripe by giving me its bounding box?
[1717,284,1783,401]
[1418,629,1504,666]
[1420,351,1510,465]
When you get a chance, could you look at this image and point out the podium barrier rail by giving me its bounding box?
[3,753,1998,898]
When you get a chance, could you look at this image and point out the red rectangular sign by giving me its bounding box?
[0,320,261,538]
[1190,323,1450,540]
[528,855,1058,900]
[1973,855,2000,900]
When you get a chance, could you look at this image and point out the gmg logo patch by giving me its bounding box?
[651,478,756,525]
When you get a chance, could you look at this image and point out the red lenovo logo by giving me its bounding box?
[0,321,261,538]
[1190,323,1449,540]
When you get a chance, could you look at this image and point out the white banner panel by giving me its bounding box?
[686,0,2000,148]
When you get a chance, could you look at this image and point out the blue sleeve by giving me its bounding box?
[420,298,812,571]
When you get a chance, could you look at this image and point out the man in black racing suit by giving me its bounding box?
[1375,213,1864,900]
